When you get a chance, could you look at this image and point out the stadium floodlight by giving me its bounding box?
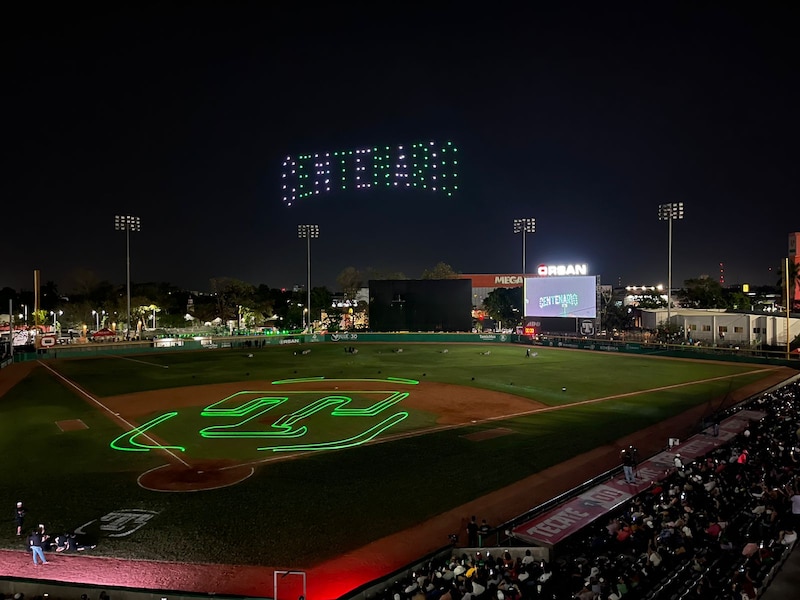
[513,218,536,325]
[657,203,684,333]
[114,215,141,340]
[297,225,320,332]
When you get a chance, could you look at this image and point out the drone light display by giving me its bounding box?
[282,141,458,205]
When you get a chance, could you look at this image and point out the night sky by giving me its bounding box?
[5,3,798,294]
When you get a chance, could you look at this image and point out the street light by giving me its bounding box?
[297,224,319,333]
[92,310,100,331]
[115,215,141,340]
[50,310,63,333]
[513,218,536,326]
[657,202,684,332]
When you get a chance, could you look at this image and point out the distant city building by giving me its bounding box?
[622,284,667,307]
[639,308,800,347]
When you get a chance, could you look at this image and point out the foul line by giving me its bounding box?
[220,367,777,472]
[37,361,190,468]
[104,354,169,369]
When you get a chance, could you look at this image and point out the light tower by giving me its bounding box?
[513,218,536,326]
[297,224,319,332]
[657,202,684,331]
[114,215,141,340]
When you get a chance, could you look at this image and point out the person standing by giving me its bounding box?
[28,528,48,565]
[466,516,479,547]
[478,519,491,544]
[621,446,638,484]
[13,502,26,536]
[790,489,800,531]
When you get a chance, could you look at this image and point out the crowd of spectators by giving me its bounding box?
[371,379,800,600]
[2,380,799,600]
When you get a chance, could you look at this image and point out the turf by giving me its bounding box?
[51,343,760,402]
[0,344,781,567]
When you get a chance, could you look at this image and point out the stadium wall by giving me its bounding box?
[11,332,799,368]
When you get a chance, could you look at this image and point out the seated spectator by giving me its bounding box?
[778,528,797,546]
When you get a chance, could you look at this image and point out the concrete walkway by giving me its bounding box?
[761,544,800,600]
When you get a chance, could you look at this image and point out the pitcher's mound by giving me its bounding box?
[138,460,255,492]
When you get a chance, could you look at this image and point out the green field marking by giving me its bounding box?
[201,392,288,417]
[261,411,410,452]
[194,390,410,448]
[110,411,186,452]
[114,385,412,451]
[272,376,419,385]
[200,404,308,439]
[328,391,409,416]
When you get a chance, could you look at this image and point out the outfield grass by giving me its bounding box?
[0,344,781,567]
[51,343,760,403]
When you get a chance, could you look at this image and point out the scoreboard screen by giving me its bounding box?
[525,276,597,318]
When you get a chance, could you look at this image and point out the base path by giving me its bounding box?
[0,365,794,599]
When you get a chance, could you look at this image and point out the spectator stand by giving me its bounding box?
[349,375,800,600]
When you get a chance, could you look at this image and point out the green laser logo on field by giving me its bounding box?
[110,377,418,454]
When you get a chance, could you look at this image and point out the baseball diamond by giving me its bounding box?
[0,342,794,599]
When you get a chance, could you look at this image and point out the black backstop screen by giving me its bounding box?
[369,279,472,332]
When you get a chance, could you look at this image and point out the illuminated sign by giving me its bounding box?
[495,275,523,285]
[537,264,588,276]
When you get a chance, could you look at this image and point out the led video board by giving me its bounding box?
[525,276,597,318]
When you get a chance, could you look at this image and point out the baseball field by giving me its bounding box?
[0,342,793,596]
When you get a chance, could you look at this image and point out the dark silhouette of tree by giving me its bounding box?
[363,267,407,280]
[420,262,459,279]
[723,290,752,311]
[310,286,333,321]
[677,276,727,309]
[482,287,522,326]
[210,277,255,323]
[337,267,363,300]
[603,303,633,332]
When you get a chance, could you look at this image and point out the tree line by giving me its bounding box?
[1,262,794,333]
[0,262,462,332]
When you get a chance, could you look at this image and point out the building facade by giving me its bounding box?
[640,308,800,347]
[459,273,523,307]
